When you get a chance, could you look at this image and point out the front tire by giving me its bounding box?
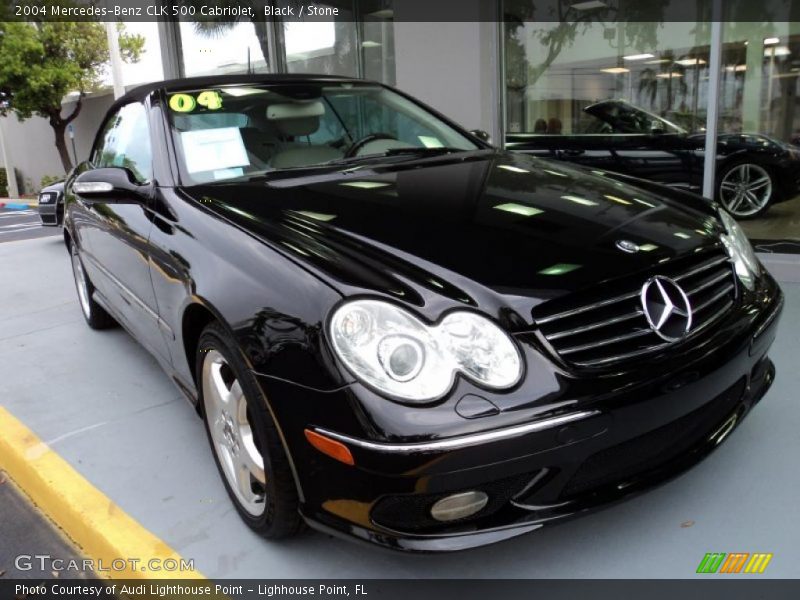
[197,322,302,538]
[69,243,116,330]
[717,161,775,218]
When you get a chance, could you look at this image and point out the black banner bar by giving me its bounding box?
[3,579,800,600]
[2,0,799,23]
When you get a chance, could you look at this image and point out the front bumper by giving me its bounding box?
[38,201,62,227]
[258,274,784,552]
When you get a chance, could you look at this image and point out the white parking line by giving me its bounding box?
[0,210,36,218]
[0,225,41,237]
[0,223,40,232]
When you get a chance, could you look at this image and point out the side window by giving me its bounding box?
[92,102,153,183]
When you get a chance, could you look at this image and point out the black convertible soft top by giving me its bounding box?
[113,73,364,108]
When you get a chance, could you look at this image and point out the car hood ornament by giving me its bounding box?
[640,276,693,341]
[616,239,640,253]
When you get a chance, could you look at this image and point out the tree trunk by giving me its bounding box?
[51,121,72,172]
[48,96,82,173]
[251,19,272,71]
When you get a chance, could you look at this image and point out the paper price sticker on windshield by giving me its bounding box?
[180,127,249,174]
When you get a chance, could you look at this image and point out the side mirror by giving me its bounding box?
[72,167,147,202]
[470,129,492,144]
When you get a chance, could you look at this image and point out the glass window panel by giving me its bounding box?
[503,16,711,135]
[119,22,164,87]
[501,3,725,210]
[180,22,269,76]
[721,21,800,242]
[94,103,152,183]
[360,1,396,84]
[280,1,359,77]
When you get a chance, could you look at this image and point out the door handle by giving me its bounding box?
[560,149,585,156]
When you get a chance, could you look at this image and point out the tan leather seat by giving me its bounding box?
[266,102,343,168]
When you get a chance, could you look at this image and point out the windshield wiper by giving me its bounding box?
[214,147,474,183]
[315,146,465,166]
[382,146,465,156]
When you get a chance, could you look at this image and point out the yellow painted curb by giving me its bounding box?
[0,407,205,580]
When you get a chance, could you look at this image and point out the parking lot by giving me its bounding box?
[0,207,59,243]
[1,234,799,579]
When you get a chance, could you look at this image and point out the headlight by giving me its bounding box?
[329,299,523,403]
[719,209,759,291]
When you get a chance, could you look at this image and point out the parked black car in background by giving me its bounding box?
[64,75,782,551]
[38,181,64,226]
[507,100,800,218]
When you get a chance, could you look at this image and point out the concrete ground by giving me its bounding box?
[742,195,800,244]
[1,236,799,579]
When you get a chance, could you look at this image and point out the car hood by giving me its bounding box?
[180,151,723,328]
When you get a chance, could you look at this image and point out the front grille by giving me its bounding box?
[534,248,737,368]
[560,378,746,499]
[40,214,58,225]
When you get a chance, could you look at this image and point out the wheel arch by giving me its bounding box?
[181,300,223,396]
[183,299,308,505]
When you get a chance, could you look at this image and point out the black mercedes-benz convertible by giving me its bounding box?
[63,74,782,552]
[506,99,800,219]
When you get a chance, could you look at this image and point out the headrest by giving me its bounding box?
[273,117,320,137]
[266,101,324,137]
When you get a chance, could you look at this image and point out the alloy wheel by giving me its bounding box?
[70,245,92,319]
[202,349,267,516]
[719,163,772,217]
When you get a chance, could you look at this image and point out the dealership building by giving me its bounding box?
[2,0,800,243]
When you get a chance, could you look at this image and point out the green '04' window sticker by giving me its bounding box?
[169,91,223,112]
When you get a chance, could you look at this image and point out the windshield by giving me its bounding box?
[584,100,686,135]
[165,82,480,184]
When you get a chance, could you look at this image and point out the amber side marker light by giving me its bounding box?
[305,429,355,466]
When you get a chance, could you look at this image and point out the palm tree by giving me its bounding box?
[637,51,687,114]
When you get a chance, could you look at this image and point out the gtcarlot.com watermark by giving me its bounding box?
[15,554,195,573]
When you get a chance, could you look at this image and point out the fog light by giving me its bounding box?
[430,491,488,522]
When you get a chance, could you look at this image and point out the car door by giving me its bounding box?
[505,101,696,187]
[505,108,625,172]
[581,101,696,187]
[75,101,169,361]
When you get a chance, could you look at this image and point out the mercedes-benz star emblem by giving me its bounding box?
[616,239,640,253]
[640,276,693,342]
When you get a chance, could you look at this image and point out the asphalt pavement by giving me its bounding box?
[0,473,90,579]
[0,208,59,243]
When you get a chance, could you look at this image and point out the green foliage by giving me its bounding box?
[40,174,63,189]
[0,12,144,170]
[0,21,143,121]
[0,168,25,196]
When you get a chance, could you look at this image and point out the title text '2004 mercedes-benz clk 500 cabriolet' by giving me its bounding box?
[63,75,782,552]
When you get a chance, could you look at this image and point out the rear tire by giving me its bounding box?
[69,243,116,330]
[197,322,303,538]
